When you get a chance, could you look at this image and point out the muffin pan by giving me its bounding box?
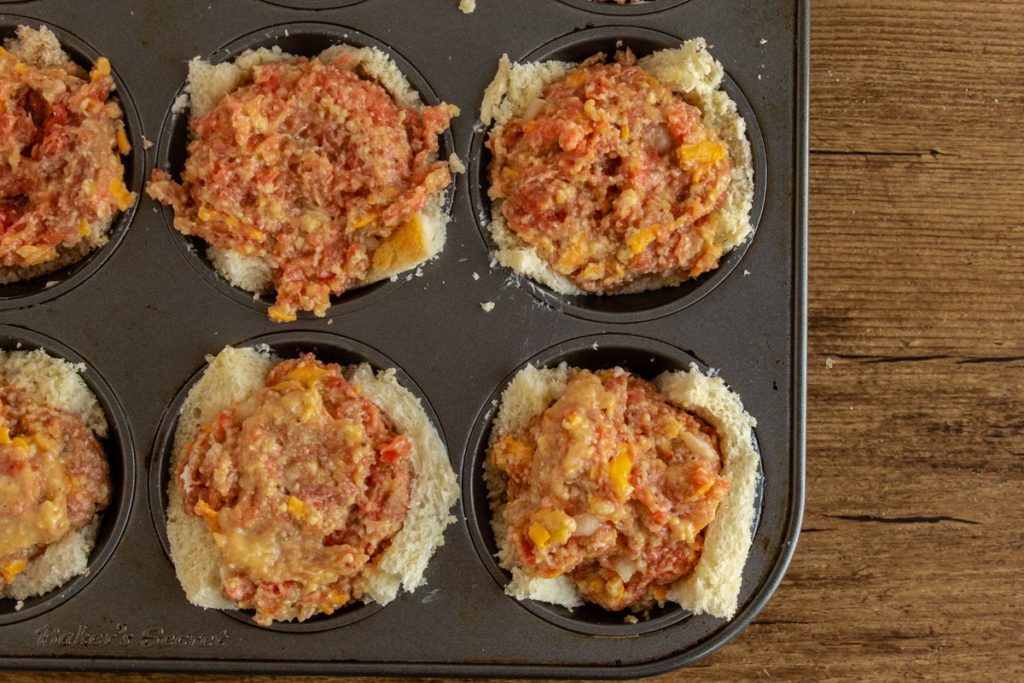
[0,0,807,677]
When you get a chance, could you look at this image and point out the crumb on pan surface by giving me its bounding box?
[147,45,459,322]
[485,362,758,618]
[480,39,753,297]
[0,347,111,601]
[0,26,135,285]
[167,346,458,625]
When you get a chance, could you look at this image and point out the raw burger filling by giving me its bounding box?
[487,50,732,293]
[0,382,111,589]
[0,45,133,277]
[490,368,728,610]
[148,57,457,322]
[177,354,414,625]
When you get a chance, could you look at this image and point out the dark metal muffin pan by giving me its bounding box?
[0,0,807,677]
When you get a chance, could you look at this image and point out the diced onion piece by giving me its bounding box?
[521,97,546,122]
[613,557,637,583]
[645,123,674,155]
[680,430,717,462]
[572,513,601,537]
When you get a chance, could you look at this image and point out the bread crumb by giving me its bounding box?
[142,136,153,150]
[459,0,476,13]
[4,26,68,70]
[480,301,495,312]
[15,600,24,611]
[624,614,639,624]
[171,92,189,114]
[472,272,480,280]
[743,269,751,276]
[759,38,767,45]
[448,152,466,174]
[825,357,834,369]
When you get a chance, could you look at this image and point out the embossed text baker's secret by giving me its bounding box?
[36,623,229,648]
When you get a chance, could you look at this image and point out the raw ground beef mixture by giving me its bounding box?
[0,42,133,280]
[490,367,729,610]
[488,50,732,293]
[0,382,111,590]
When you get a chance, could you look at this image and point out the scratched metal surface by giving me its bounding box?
[0,0,807,677]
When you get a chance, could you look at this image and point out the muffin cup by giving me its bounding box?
[557,0,691,15]
[462,333,763,636]
[0,16,143,311]
[152,22,457,322]
[0,325,135,626]
[149,330,448,632]
[469,25,766,323]
[260,0,367,8]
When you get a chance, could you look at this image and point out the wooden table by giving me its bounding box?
[7,0,1023,680]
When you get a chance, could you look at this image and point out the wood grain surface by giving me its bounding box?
[5,0,1023,680]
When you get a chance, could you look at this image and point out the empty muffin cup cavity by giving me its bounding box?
[557,0,692,16]
[259,0,367,8]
